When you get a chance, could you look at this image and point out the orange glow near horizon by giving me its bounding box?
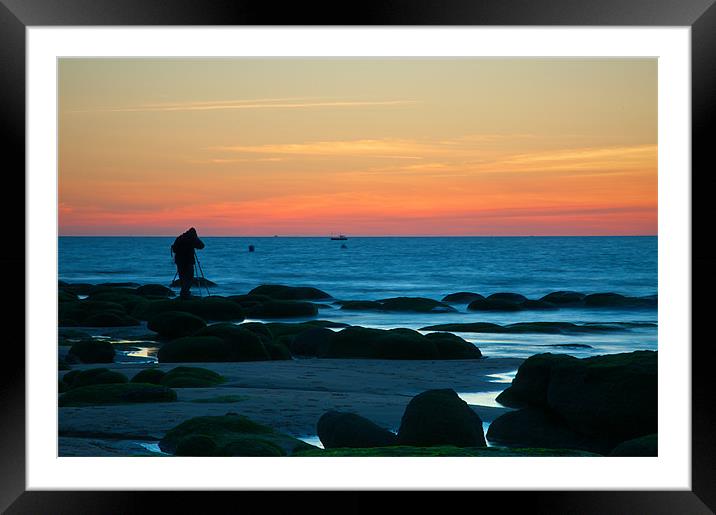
[59,58,657,236]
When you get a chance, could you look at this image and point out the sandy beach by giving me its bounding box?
[59,357,522,456]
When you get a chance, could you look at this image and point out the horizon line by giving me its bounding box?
[58,234,658,238]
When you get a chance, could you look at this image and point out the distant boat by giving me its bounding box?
[330,234,348,240]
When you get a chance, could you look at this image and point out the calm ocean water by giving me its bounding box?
[59,236,657,359]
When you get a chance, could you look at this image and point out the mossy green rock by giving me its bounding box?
[379,297,456,313]
[467,298,524,311]
[84,312,140,327]
[66,368,128,389]
[320,327,441,360]
[317,410,397,449]
[608,434,657,457]
[539,291,586,305]
[425,332,482,359]
[496,353,579,408]
[193,323,270,361]
[238,322,273,341]
[159,413,311,456]
[160,366,225,387]
[157,336,232,363]
[59,382,176,406]
[58,290,79,303]
[136,284,174,298]
[174,435,218,456]
[67,340,116,364]
[247,300,318,319]
[131,368,167,385]
[289,327,335,357]
[397,389,486,447]
[133,297,244,322]
[265,341,292,360]
[249,284,332,300]
[148,311,207,338]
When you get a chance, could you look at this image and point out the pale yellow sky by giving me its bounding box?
[59,58,657,236]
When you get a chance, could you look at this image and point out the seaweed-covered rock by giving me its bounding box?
[161,366,225,387]
[133,297,244,322]
[170,277,217,288]
[67,340,116,364]
[486,408,610,455]
[58,290,78,303]
[338,300,383,311]
[496,353,578,408]
[397,389,486,447]
[317,410,397,449]
[425,332,482,359]
[379,297,456,313]
[319,326,382,359]
[65,368,128,389]
[583,292,656,308]
[130,368,166,384]
[468,298,523,312]
[249,284,332,300]
[193,324,270,361]
[174,435,218,456]
[289,327,335,357]
[441,292,484,303]
[247,300,318,319]
[84,312,140,327]
[608,434,657,457]
[158,412,310,456]
[59,382,177,407]
[320,327,439,360]
[157,336,232,363]
[147,311,207,338]
[265,341,292,360]
[237,322,273,341]
[539,291,586,305]
[136,284,174,298]
[86,290,149,312]
[419,322,507,333]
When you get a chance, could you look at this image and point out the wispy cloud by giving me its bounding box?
[69,98,420,114]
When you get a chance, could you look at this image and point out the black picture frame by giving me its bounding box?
[2,1,714,512]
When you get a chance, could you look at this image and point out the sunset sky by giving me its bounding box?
[58,58,657,236]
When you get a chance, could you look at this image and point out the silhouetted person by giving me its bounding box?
[171,227,205,299]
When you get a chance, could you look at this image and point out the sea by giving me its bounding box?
[59,236,658,361]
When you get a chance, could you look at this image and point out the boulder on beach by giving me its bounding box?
[441,292,484,303]
[487,292,528,303]
[397,389,486,448]
[583,292,657,308]
[496,353,579,408]
[58,290,79,303]
[132,297,244,322]
[265,341,292,360]
[130,368,166,385]
[608,434,657,457]
[147,311,207,339]
[486,407,610,455]
[170,278,217,288]
[157,336,233,363]
[539,291,586,305]
[67,340,116,364]
[158,412,313,456]
[63,368,128,389]
[160,366,225,388]
[320,326,440,360]
[424,332,482,359]
[59,382,177,407]
[337,300,383,311]
[317,410,397,449]
[86,290,149,312]
[237,322,273,342]
[83,312,141,327]
[338,297,456,313]
[246,300,318,319]
[136,284,175,298]
[192,323,271,361]
[289,327,335,357]
[249,284,332,300]
[467,298,524,312]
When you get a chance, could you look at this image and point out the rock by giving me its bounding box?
[338,300,383,311]
[237,322,273,341]
[486,408,610,454]
[424,332,482,359]
[64,368,128,389]
[133,297,244,322]
[160,366,225,387]
[157,336,232,363]
[420,322,507,333]
[67,340,116,364]
[539,291,586,305]
[520,299,559,310]
[247,300,318,319]
[59,382,177,407]
[136,284,174,298]
[289,327,335,357]
[608,434,657,457]
[248,284,332,300]
[496,353,578,408]
[130,368,166,384]
[397,389,486,447]
[467,298,524,311]
[441,292,484,303]
[317,410,397,449]
[487,292,527,303]
[86,290,149,312]
[546,351,657,442]
[583,292,656,308]
[174,435,218,456]
[158,412,311,456]
[170,278,217,287]
[265,341,292,360]
[58,290,78,303]
[84,312,140,327]
[192,323,270,361]
[147,311,207,338]
[320,327,439,360]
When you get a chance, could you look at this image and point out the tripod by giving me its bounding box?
[194,250,211,297]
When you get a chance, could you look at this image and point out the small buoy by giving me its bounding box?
[248,245,255,252]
